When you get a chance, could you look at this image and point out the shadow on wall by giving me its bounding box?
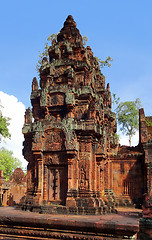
[122,153,147,208]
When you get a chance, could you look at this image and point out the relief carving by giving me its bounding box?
[45,130,65,151]
[50,93,65,106]
[79,167,88,190]
[44,154,61,165]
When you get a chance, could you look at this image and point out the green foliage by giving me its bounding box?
[47,33,57,43]
[0,147,22,180]
[0,103,11,142]
[36,34,57,74]
[116,98,142,146]
[145,118,152,127]
[115,133,119,139]
[0,115,11,141]
[112,93,120,111]
[82,35,88,46]
[95,56,113,68]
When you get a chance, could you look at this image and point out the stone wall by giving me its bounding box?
[110,146,145,207]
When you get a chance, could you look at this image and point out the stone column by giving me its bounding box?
[100,167,104,195]
[107,160,111,190]
[96,158,104,196]
[66,158,76,207]
[104,162,107,190]
[96,164,100,192]
[26,162,33,194]
[35,153,43,204]
[67,158,73,192]
[43,164,48,203]
[92,144,96,193]
[110,161,113,189]
[37,159,43,193]
[73,158,78,190]
[55,169,59,200]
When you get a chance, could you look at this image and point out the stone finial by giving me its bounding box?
[64,15,77,28]
[139,108,148,144]
[87,46,91,51]
[25,107,32,124]
[32,77,38,91]
[107,83,110,91]
[9,168,25,184]
[57,15,82,45]
[139,108,145,116]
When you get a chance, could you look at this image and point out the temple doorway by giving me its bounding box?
[47,166,68,205]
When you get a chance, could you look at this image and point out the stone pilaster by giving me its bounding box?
[34,153,43,204]
[43,165,48,203]
[66,158,76,207]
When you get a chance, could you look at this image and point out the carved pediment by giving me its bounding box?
[44,154,66,165]
[44,129,65,151]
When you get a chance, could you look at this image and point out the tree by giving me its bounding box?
[82,35,88,46]
[0,147,22,180]
[116,98,142,146]
[0,115,11,141]
[0,103,11,142]
[112,93,120,108]
[95,56,113,68]
[36,33,57,74]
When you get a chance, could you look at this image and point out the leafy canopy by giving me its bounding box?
[0,102,11,142]
[95,56,113,68]
[0,147,22,180]
[82,35,88,46]
[112,93,120,108]
[116,98,142,146]
[0,115,11,141]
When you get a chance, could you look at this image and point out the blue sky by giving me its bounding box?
[1,0,152,115]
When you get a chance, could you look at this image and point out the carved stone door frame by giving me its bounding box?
[47,165,68,205]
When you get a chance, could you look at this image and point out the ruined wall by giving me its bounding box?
[110,146,145,206]
[0,168,27,206]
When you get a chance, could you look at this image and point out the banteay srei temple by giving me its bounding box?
[1,15,152,215]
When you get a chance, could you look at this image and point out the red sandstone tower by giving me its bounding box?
[22,15,118,214]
